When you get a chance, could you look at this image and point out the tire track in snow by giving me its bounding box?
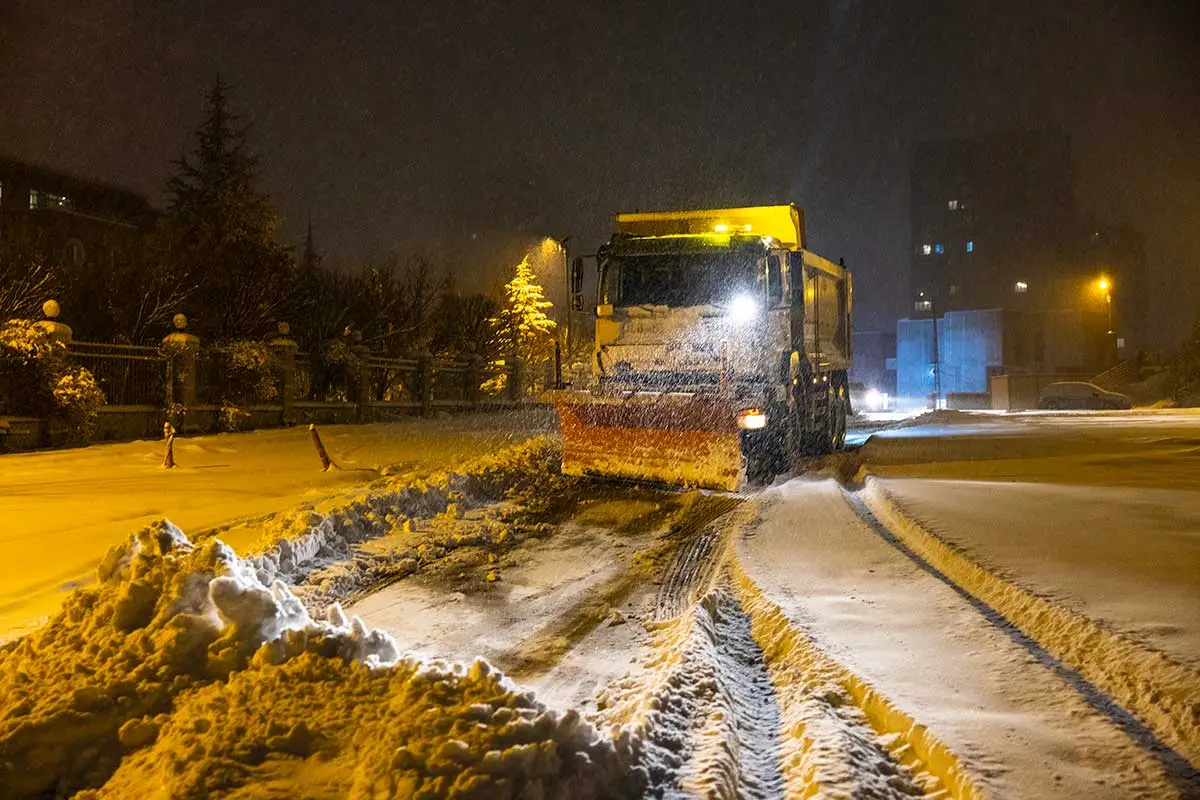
[728,555,981,799]
[606,500,974,798]
[661,589,788,799]
[653,523,722,622]
[497,495,741,680]
[846,479,1200,793]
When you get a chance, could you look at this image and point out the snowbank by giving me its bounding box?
[0,520,642,799]
[225,436,565,610]
[0,437,653,798]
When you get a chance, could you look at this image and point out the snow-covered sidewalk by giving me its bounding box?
[875,478,1200,667]
[0,409,555,639]
[737,479,1184,798]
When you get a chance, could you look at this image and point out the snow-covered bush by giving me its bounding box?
[219,399,252,431]
[52,366,105,441]
[202,339,279,411]
[0,319,104,441]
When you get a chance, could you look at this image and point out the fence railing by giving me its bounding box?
[56,336,526,421]
[67,341,170,407]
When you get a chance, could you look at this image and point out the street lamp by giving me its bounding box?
[1094,275,1115,363]
[915,292,941,410]
[539,236,572,388]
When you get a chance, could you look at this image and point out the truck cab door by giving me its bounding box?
[788,251,806,355]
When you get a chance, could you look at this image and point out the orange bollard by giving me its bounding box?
[162,432,177,469]
[309,424,336,472]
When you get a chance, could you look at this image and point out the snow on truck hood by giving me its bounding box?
[601,304,768,377]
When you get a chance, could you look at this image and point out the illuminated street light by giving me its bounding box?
[1092,274,1116,364]
[539,236,572,387]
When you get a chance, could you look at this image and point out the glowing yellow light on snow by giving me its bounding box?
[742,224,753,232]
[713,223,729,233]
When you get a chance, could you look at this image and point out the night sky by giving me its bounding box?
[1,1,1197,343]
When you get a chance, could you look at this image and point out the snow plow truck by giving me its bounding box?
[549,205,852,491]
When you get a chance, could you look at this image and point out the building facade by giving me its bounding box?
[899,130,1145,404]
[0,156,155,269]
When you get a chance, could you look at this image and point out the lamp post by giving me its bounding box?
[540,236,572,388]
[1095,276,1116,365]
[915,293,940,410]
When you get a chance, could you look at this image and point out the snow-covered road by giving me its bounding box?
[1,408,1198,797]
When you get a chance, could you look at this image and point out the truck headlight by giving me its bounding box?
[728,293,759,324]
[737,408,767,430]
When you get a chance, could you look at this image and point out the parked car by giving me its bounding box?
[1038,381,1132,410]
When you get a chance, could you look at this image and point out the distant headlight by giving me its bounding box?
[737,408,767,430]
[727,293,759,324]
[864,388,885,411]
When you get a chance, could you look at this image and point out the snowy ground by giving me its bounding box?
[1,407,1198,797]
[0,409,555,639]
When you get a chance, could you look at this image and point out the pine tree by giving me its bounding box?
[494,257,556,388]
[164,77,293,340]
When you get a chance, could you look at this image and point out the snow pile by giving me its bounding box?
[297,504,553,612]
[0,520,643,799]
[210,436,566,611]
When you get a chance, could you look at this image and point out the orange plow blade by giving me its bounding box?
[550,392,743,491]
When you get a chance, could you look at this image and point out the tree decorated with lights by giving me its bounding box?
[494,257,556,388]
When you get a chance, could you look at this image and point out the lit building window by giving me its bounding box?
[29,190,71,210]
[966,240,974,252]
[934,243,944,254]
[948,200,959,210]
[921,244,932,255]
[1014,281,1028,293]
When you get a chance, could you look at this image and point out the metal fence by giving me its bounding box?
[57,340,521,413]
[67,341,169,407]
[366,356,419,403]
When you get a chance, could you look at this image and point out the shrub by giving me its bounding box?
[0,319,105,442]
[205,340,278,406]
[218,400,252,432]
[52,367,106,441]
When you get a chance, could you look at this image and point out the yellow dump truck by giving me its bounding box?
[549,205,853,491]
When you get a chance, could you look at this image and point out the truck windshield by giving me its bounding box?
[608,251,759,307]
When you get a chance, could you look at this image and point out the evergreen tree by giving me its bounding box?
[164,77,293,340]
[494,257,556,388]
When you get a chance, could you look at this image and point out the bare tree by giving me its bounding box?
[0,252,57,320]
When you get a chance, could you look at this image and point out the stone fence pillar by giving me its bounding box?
[353,344,372,421]
[35,300,73,345]
[269,322,299,425]
[465,353,483,409]
[415,351,434,416]
[163,313,200,413]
